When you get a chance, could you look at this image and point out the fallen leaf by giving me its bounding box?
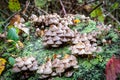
[73,19,80,24]
[17,41,24,48]
[0,58,6,75]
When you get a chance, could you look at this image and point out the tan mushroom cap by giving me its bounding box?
[46,39,54,45]
[21,66,27,71]
[12,66,21,72]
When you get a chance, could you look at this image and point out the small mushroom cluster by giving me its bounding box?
[43,23,75,47]
[37,55,78,79]
[70,24,111,55]
[12,56,38,72]
[70,41,100,55]
[29,13,74,27]
[29,13,75,37]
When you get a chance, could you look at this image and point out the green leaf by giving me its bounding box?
[90,7,102,17]
[24,21,31,27]
[111,2,119,10]
[35,0,47,8]
[0,26,3,33]
[8,0,21,12]
[82,61,92,69]
[98,15,105,22]
[7,28,19,41]
[8,57,15,66]
[78,0,82,3]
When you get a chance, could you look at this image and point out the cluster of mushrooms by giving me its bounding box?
[29,13,75,37]
[43,23,75,47]
[37,54,78,79]
[12,56,38,72]
[70,24,111,55]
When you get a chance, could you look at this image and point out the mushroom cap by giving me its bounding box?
[76,43,85,49]
[28,57,36,62]
[37,65,45,74]
[45,30,53,36]
[51,44,59,47]
[15,57,22,62]
[52,59,61,67]
[43,67,52,74]
[72,49,79,54]
[12,66,21,72]
[55,67,64,73]
[65,71,74,77]
[17,61,24,67]
[53,36,61,41]
[64,62,71,68]
[29,66,38,71]
[24,60,32,65]
[58,33,64,37]
[55,40,62,45]
[72,40,79,44]
[46,39,54,45]
[51,32,57,36]
[27,64,33,68]
[51,72,57,76]
[50,25,58,31]
[21,66,27,71]
[78,49,86,55]
[56,29,63,34]
[61,38,68,42]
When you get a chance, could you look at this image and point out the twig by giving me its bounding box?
[89,2,103,14]
[22,0,30,14]
[59,0,66,15]
[107,13,120,25]
[103,8,120,25]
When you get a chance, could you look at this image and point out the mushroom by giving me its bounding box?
[43,67,52,74]
[45,30,53,36]
[15,57,22,62]
[51,72,57,76]
[47,39,54,45]
[53,36,61,41]
[55,40,62,45]
[52,44,59,47]
[12,66,21,72]
[50,25,58,31]
[55,67,64,73]
[17,61,24,67]
[29,65,38,71]
[37,65,45,74]
[21,66,27,71]
[65,71,74,77]
[24,60,32,65]
[78,49,86,55]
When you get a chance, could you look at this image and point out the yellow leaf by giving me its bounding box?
[73,19,80,24]
[0,58,6,75]
[17,41,24,48]
[64,54,70,59]
[7,40,14,42]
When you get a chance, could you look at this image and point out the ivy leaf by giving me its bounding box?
[8,57,15,66]
[7,28,19,41]
[8,0,21,12]
[0,58,6,75]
